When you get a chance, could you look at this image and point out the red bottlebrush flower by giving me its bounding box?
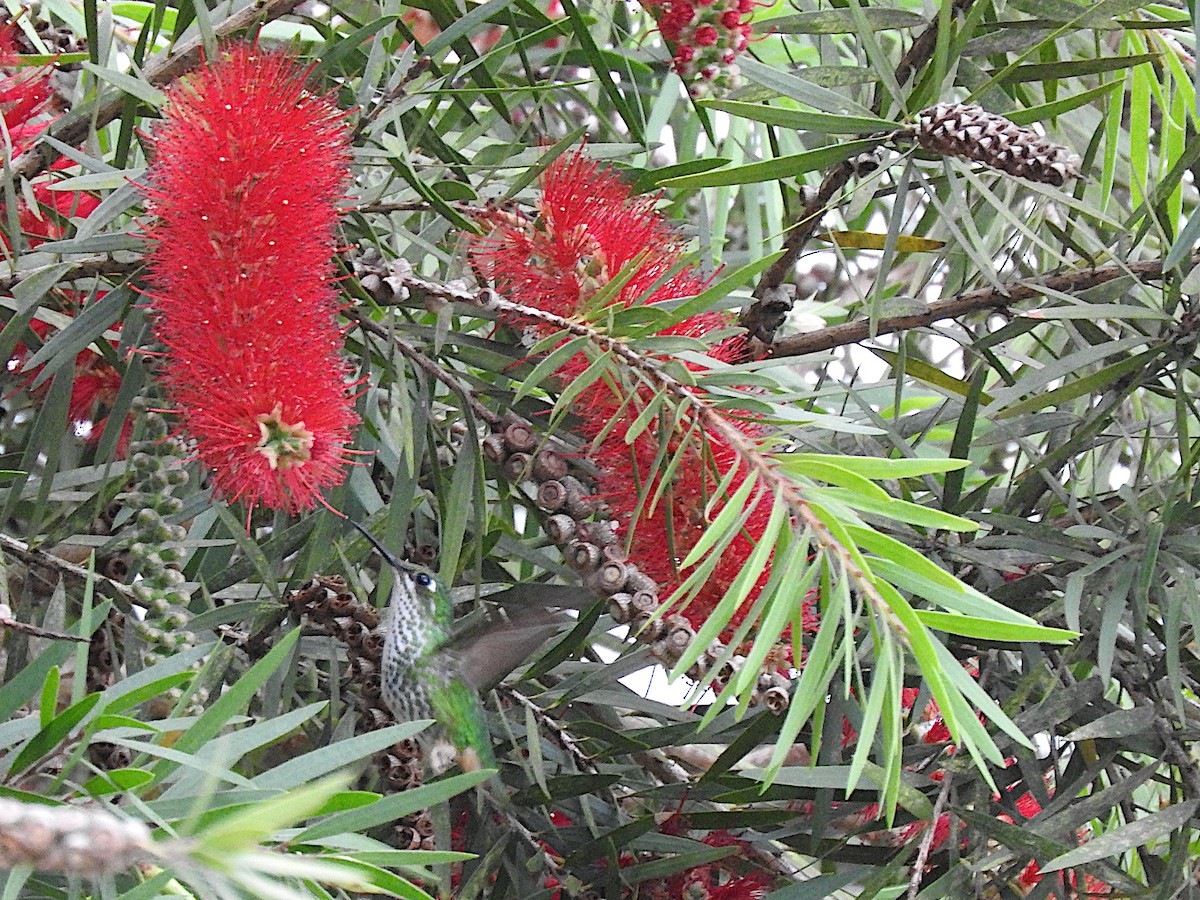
[12,302,131,453]
[0,24,54,153]
[470,151,812,648]
[638,0,756,96]
[475,152,710,321]
[0,22,99,247]
[143,45,358,515]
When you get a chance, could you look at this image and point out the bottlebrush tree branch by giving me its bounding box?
[765,254,1198,359]
[744,0,980,338]
[376,264,902,641]
[0,258,141,293]
[470,287,903,632]
[0,532,143,611]
[0,603,89,642]
[11,0,304,181]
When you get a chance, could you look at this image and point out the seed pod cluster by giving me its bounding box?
[485,416,791,713]
[0,798,151,877]
[287,576,436,850]
[913,102,1083,186]
[352,248,411,304]
[126,410,194,666]
[85,613,133,772]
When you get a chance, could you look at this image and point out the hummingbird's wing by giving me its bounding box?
[453,607,569,692]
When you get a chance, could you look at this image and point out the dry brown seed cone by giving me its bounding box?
[914,102,1083,186]
[0,798,151,876]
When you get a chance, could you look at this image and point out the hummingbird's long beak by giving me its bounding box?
[348,520,409,573]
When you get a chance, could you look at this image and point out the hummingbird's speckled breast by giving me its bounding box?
[379,568,450,728]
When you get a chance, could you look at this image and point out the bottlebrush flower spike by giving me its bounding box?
[143,45,358,514]
[471,151,815,646]
[475,151,710,320]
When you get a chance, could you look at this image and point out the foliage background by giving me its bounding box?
[0,0,1198,896]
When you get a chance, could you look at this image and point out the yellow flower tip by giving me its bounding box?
[255,402,315,471]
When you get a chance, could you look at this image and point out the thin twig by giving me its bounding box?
[766,253,1198,359]
[0,605,89,642]
[0,533,141,611]
[344,308,501,426]
[498,684,601,774]
[12,0,305,181]
[907,773,953,899]
[0,258,142,292]
[351,56,432,142]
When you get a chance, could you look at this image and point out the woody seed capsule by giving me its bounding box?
[560,475,595,519]
[595,560,629,593]
[631,591,658,614]
[502,419,538,453]
[362,673,382,700]
[568,541,602,572]
[532,449,569,481]
[607,593,634,623]
[764,686,790,713]
[353,605,380,629]
[481,433,509,464]
[361,632,384,658]
[412,813,436,837]
[395,826,422,850]
[544,514,575,544]
[545,513,577,544]
[393,738,421,759]
[502,451,534,481]
[537,479,568,511]
[624,570,657,595]
[601,543,627,563]
[631,611,665,643]
[577,521,617,547]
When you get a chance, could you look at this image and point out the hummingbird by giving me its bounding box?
[351,522,561,773]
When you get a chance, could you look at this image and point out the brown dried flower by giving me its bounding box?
[0,798,151,876]
[914,102,1083,186]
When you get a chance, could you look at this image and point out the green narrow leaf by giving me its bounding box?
[698,100,893,134]
[81,61,165,105]
[295,769,492,840]
[661,139,884,189]
[9,693,101,776]
[1042,799,1200,872]
[915,611,1077,643]
[166,628,301,760]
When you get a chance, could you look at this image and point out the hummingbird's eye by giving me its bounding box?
[416,573,433,588]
